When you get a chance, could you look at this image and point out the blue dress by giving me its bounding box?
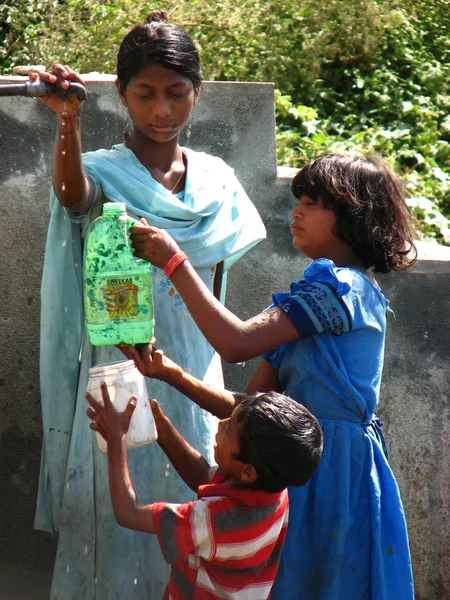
[262,259,414,600]
[35,144,266,599]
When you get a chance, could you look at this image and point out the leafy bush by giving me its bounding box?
[1,0,448,242]
[273,1,450,243]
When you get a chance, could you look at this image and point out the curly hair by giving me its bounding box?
[291,153,417,273]
[116,10,202,94]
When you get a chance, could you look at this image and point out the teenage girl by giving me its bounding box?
[33,10,265,599]
[124,152,416,599]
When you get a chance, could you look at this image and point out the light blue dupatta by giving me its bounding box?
[84,144,265,269]
[35,144,266,533]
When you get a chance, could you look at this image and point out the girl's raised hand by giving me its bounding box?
[29,63,86,116]
[130,219,180,269]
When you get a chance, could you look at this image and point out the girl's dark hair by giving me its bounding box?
[116,9,202,93]
[291,153,417,273]
[234,392,323,493]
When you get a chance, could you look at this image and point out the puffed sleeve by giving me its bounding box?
[262,259,353,367]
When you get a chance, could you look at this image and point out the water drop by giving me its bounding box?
[66,565,70,574]
[62,183,66,191]
[84,545,88,555]
[62,150,66,155]
[64,306,68,313]
[62,240,67,247]
[134,578,138,585]
[62,120,66,126]
[61,134,65,140]
[74,262,79,268]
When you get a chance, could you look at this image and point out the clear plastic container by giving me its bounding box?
[83,202,154,346]
[86,360,157,453]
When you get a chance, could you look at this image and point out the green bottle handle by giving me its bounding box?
[125,217,148,267]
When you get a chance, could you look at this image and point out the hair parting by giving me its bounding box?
[116,9,202,94]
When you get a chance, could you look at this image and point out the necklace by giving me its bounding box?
[142,151,186,194]
[124,140,186,193]
[146,164,185,193]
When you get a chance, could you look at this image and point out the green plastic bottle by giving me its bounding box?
[83,202,154,346]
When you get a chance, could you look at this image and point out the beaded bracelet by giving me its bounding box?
[163,251,188,279]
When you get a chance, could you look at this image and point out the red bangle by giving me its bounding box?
[163,251,188,279]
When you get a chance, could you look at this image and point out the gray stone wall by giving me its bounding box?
[0,75,449,599]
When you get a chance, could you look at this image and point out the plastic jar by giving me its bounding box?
[86,360,157,454]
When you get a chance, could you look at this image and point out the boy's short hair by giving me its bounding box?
[233,392,323,493]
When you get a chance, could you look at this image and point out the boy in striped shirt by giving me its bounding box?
[86,382,322,599]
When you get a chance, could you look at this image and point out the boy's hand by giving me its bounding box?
[149,398,183,451]
[150,399,167,430]
[118,342,182,384]
[86,381,136,443]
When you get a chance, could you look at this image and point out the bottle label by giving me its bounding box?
[103,278,139,318]
[84,273,153,324]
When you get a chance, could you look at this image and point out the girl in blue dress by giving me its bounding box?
[124,152,416,599]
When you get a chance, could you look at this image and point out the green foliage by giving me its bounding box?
[272,1,450,243]
[0,0,449,242]
[0,1,142,73]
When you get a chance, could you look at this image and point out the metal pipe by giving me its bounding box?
[0,80,87,101]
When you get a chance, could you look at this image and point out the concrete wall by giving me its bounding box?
[377,259,450,600]
[0,75,449,599]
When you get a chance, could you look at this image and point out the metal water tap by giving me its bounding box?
[0,80,87,101]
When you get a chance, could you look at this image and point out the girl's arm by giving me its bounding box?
[30,64,94,212]
[130,225,299,363]
[156,260,297,362]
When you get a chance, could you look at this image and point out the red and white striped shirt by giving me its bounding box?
[152,469,289,599]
